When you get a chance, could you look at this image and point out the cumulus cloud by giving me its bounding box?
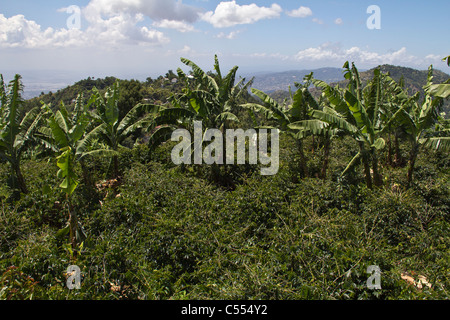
[0,13,169,48]
[287,6,312,18]
[0,14,86,48]
[0,1,199,49]
[152,19,196,33]
[0,0,206,48]
[294,43,418,67]
[83,13,169,46]
[81,0,201,43]
[83,0,201,23]
[201,1,282,28]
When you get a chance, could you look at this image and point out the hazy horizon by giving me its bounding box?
[4,62,448,100]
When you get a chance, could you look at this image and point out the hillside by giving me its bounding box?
[262,65,450,114]
[1,59,449,301]
[343,64,450,95]
[23,75,184,114]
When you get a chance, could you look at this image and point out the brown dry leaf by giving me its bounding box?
[401,272,432,290]
[401,272,416,286]
[417,275,432,289]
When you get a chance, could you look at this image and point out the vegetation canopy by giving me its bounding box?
[0,55,449,300]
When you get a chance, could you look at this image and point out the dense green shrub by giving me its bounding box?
[0,130,448,300]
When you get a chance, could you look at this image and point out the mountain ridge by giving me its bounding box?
[246,65,450,94]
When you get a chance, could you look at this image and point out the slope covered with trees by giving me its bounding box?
[0,56,449,300]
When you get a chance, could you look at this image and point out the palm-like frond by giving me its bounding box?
[310,110,359,135]
[420,137,450,152]
[15,107,43,154]
[428,84,450,99]
[117,103,161,136]
[251,88,290,126]
[148,126,177,150]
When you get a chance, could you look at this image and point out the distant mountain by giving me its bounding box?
[251,65,449,111]
[331,65,450,116]
[21,64,450,115]
[248,65,450,95]
[353,64,450,96]
[248,68,345,92]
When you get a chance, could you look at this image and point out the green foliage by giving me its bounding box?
[0,74,43,194]
[82,81,160,178]
[1,58,449,300]
[56,147,78,195]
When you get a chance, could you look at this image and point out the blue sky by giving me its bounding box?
[1,0,449,92]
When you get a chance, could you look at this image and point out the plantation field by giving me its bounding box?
[1,56,449,300]
[1,135,449,300]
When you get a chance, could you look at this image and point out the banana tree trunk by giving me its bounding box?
[320,135,331,180]
[359,142,373,189]
[297,139,308,178]
[387,129,393,167]
[371,149,383,187]
[12,161,28,194]
[311,135,315,154]
[394,130,403,167]
[407,143,419,186]
[80,159,93,187]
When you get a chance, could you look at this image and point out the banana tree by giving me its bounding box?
[427,55,450,98]
[311,62,387,188]
[428,79,450,99]
[81,81,161,178]
[0,74,43,194]
[241,74,321,178]
[39,97,98,258]
[179,55,253,128]
[288,74,343,179]
[386,66,449,185]
[148,55,253,180]
[376,74,413,167]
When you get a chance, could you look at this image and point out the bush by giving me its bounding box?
[0,133,448,300]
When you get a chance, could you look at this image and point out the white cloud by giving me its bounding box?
[0,14,86,48]
[201,1,282,28]
[152,19,196,33]
[335,18,343,25]
[215,30,241,39]
[0,2,177,49]
[171,45,210,59]
[287,6,312,18]
[294,43,418,67]
[312,18,324,25]
[83,13,169,46]
[84,0,201,23]
[179,45,195,55]
[82,0,201,44]
[425,54,441,61]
